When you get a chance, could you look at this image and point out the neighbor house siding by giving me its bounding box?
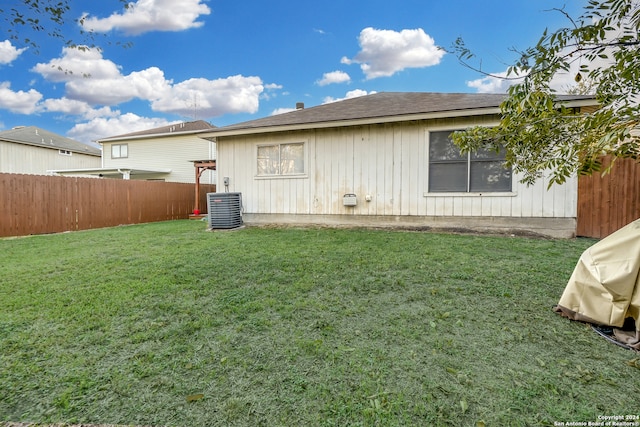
[217,117,577,224]
[0,141,101,175]
[102,135,216,183]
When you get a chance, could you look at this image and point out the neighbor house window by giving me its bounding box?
[111,144,128,159]
[257,142,304,176]
[58,149,72,156]
[428,130,511,193]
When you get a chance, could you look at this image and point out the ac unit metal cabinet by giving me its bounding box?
[207,192,243,229]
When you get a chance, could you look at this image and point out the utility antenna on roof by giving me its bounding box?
[186,92,199,121]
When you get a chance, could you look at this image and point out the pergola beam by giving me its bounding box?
[192,160,216,214]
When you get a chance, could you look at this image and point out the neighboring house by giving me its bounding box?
[0,126,101,175]
[54,120,217,184]
[199,92,599,238]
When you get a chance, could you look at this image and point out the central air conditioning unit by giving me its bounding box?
[206,192,243,229]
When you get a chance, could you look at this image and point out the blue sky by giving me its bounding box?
[0,0,586,145]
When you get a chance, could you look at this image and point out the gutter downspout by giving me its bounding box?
[118,169,131,180]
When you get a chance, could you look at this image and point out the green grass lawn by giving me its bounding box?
[0,221,638,427]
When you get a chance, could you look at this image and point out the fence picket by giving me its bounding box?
[0,173,215,237]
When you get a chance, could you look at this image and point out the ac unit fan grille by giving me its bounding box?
[206,192,243,229]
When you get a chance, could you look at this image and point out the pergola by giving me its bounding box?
[192,160,216,214]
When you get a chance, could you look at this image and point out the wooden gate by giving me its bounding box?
[577,156,640,238]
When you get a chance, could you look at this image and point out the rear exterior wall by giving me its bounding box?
[102,135,217,183]
[216,118,577,237]
[0,141,101,175]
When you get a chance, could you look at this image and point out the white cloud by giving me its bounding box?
[67,66,172,105]
[466,45,613,94]
[32,47,122,82]
[32,48,265,118]
[322,89,376,104]
[42,97,120,120]
[0,40,27,64]
[260,83,284,101]
[466,71,515,93]
[42,97,97,116]
[342,27,444,79]
[80,0,211,35]
[67,113,174,144]
[316,70,351,86]
[271,107,297,115]
[151,75,264,117]
[0,82,42,114]
[33,49,170,105]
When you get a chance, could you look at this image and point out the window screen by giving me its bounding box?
[429,130,511,193]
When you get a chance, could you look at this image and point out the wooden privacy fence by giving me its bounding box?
[0,173,215,238]
[577,156,640,239]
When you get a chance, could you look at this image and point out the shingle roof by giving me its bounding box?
[98,120,216,142]
[206,92,597,135]
[0,126,101,156]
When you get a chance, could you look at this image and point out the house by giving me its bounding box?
[198,92,599,238]
[0,126,101,175]
[54,120,217,184]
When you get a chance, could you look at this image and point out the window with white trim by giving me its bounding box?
[111,144,128,159]
[257,142,304,176]
[428,130,511,193]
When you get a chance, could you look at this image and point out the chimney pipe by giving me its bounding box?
[296,102,304,110]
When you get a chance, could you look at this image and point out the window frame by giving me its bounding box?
[255,141,307,178]
[111,143,128,159]
[427,128,513,195]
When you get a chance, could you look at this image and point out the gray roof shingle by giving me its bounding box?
[99,120,216,142]
[208,92,597,134]
[0,126,101,156]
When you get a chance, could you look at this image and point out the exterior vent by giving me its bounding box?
[207,192,243,229]
[343,194,357,206]
[296,102,304,110]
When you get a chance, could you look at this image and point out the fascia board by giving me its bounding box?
[201,107,503,138]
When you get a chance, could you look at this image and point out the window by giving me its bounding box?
[111,144,128,159]
[58,149,72,156]
[428,130,511,193]
[257,142,304,176]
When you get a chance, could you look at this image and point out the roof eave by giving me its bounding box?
[49,167,172,176]
[199,97,598,139]
[1,138,101,156]
[97,129,215,144]
[200,107,503,138]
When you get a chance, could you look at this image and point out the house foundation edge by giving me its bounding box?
[241,213,577,239]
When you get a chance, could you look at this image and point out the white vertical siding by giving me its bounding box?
[102,135,216,183]
[0,141,101,175]
[216,118,577,221]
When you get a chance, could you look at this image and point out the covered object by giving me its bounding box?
[554,219,640,350]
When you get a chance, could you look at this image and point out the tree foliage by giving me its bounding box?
[451,0,640,187]
[1,0,129,53]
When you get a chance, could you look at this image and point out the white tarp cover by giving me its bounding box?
[554,218,640,350]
